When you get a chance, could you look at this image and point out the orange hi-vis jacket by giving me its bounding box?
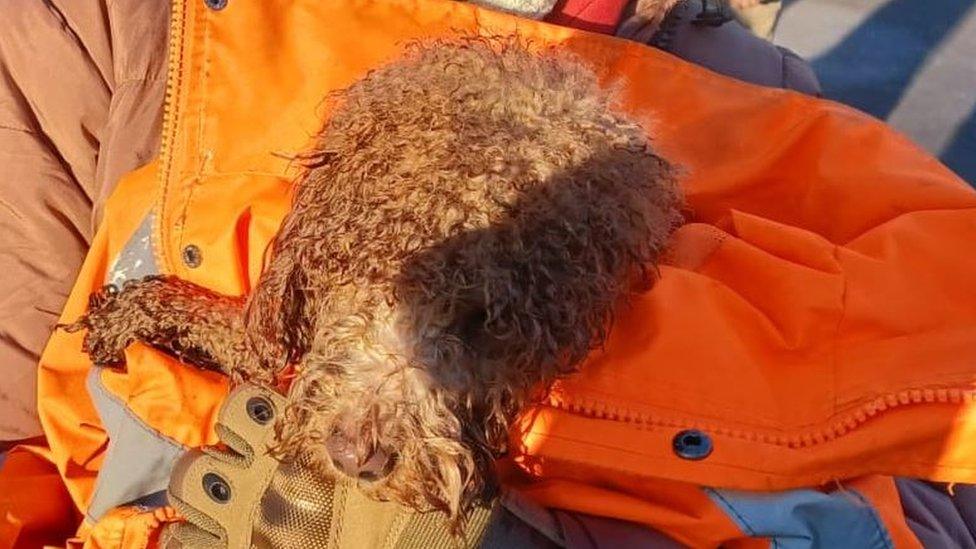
[3,0,976,547]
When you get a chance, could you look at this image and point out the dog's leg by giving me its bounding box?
[62,275,253,374]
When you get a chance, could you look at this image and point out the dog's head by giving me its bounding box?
[243,38,683,525]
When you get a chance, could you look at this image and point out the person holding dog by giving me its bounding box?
[4,1,975,547]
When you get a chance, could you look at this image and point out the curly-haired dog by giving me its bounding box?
[67,39,683,526]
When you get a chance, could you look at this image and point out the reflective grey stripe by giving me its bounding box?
[85,210,181,521]
[706,486,894,548]
[107,211,159,286]
[85,366,186,522]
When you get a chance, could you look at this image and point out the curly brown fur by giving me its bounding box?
[72,38,683,528]
[62,276,253,372]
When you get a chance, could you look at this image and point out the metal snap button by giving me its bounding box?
[672,429,713,460]
[181,244,202,268]
[202,472,232,503]
[246,396,275,425]
[204,0,228,10]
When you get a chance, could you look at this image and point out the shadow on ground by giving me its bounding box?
[941,108,976,183]
[785,0,975,184]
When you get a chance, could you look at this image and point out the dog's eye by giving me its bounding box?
[357,470,380,482]
[451,307,513,365]
[456,308,488,343]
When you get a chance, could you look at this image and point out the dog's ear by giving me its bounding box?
[399,146,681,451]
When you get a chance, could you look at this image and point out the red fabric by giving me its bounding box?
[545,0,630,34]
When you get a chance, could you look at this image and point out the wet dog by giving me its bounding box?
[68,38,683,526]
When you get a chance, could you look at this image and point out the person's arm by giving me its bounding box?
[0,0,168,444]
[0,2,110,442]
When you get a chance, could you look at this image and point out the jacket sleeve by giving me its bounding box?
[0,0,167,446]
[0,0,113,443]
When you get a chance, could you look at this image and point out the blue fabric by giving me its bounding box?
[706,486,893,548]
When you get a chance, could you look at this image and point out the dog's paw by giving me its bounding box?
[60,283,137,367]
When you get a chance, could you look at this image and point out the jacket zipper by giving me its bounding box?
[545,385,975,449]
[155,0,190,272]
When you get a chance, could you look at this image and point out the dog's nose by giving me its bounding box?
[326,433,394,482]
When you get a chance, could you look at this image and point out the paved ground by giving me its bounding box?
[775,0,976,184]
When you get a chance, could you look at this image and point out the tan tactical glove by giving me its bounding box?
[159,385,495,548]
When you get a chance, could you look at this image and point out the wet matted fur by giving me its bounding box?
[67,38,684,527]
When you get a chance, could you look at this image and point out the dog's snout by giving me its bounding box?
[326,431,395,482]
